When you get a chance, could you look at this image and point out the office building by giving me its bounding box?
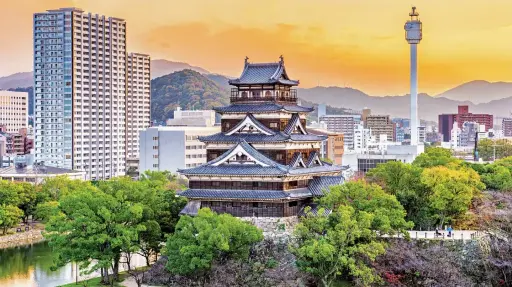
[307,128,344,165]
[502,118,512,137]
[0,91,28,133]
[353,123,371,152]
[34,7,150,180]
[343,145,424,174]
[126,53,151,166]
[366,114,395,142]
[166,108,216,127]
[320,114,361,149]
[439,105,493,142]
[139,126,220,174]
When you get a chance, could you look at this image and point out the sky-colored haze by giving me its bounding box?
[2,0,512,95]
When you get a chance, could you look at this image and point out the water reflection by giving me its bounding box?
[0,241,151,287]
[0,242,77,287]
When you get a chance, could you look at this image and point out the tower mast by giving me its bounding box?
[404,6,422,145]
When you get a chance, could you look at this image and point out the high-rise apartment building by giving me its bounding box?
[365,114,395,142]
[34,7,149,180]
[0,91,28,133]
[320,115,361,149]
[126,53,151,164]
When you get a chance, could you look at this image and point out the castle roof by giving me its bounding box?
[178,140,343,177]
[213,103,313,114]
[228,57,299,86]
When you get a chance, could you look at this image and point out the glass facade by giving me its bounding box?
[34,10,73,169]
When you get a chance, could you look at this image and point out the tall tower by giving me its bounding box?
[404,6,422,145]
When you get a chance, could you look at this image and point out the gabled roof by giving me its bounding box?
[208,140,284,167]
[228,57,299,86]
[290,152,307,169]
[180,200,201,216]
[306,151,323,167]
[198,132,326,144]
[225,114,275,136]
[284,113,307,135]
[213,103,314,114]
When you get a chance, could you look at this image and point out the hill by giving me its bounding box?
[151,59,210,79]
[0,72,33,89]
[205,74,232,92]
[435,80,512,104]
[150,70,229,123]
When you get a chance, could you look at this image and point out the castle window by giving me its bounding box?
[270,122,278,128]
[264,91,272,97]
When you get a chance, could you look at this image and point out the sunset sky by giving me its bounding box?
[2,0,512,95]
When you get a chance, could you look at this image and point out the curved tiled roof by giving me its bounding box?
[308,175,345,196]
[213,103,314,114]
[199,132,325,143]
[228,60,299,86]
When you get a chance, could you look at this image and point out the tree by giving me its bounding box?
[366,161,433,228]
[0,204,24,234]
[16,183,39,223]
[319,181,414,234]
[0,180,21,206]
[412,147,461,168]
[165,208,263,276]
[39,176,91,201]
[44,185,145,284]
[291,181,412,286]
[421,166,484,226]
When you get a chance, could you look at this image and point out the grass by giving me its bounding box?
[58,273,128,287]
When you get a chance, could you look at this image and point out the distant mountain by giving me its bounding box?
[298,86,512,122]
[205,74,233,92]
[151,69,229,122]
[151,59,210,79]
[435,80,512,104]
[0,72,33,89]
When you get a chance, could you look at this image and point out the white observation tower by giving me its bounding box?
[404,6,422,145]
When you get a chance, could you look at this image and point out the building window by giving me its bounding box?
[270,122,278,128]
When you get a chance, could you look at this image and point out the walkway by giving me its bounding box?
[384,230,485,241]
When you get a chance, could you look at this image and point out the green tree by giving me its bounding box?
[16,183,39,223]
[366,161,434,228]
[44,185,145,284]
[34,201,60,222]
[477,139,512,161]
[0,204,24,234]
[39,176,90,201]
[413,147,461,168]
[421,166,484,226]
[291,181,412,286]
[165,208,263,276]
[0,180,21,206]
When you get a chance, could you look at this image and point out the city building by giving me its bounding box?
[425,131,442,143]
[395,126,405,143]
[438,105,493,142]
[0,127,33,157]
[365,114,395,142]
[307,128,344,165]
[459,121,483,147]
[343,145,424,174]
[138,126,220,174]
[353,123,371,152]
[126,53,151,170]
[33,7,150,180]
[502,118,512,137]
[418,126,426,143]
[319,114,361,149]
[166,108,217,127]
[0,91,28,133]
[178,57,345,222]
[0,158,85,184]
[317,104,326,121]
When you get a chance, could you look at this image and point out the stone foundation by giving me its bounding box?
[241,216,299,237]
[0,229,44,249]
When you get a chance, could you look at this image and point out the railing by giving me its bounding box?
[230,89,297,103]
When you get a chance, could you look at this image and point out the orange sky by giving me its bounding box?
[2,0,512,95]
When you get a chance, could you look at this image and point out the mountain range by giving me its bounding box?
[3,60,512,122]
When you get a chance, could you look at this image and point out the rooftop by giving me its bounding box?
[0,165,83,176]
[228,57,299,86]
[213,103,313,114]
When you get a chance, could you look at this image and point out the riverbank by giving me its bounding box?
[0,224,44,249]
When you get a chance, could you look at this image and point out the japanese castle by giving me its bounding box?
[179,56,345,218]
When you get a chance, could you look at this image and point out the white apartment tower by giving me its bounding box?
[34,7,148,180]
[0,91,28,133]
[126,53,151,162]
